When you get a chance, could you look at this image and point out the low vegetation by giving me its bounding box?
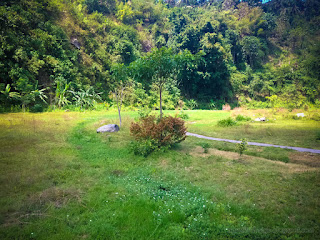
[1,0,319,238]
[0,109,319,239]
[130,115,187,156]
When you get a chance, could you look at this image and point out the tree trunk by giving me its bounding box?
[115,87,124,128]
[159,86,162,119]
[118,102,122,127]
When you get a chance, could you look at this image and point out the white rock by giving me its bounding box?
[296,113,305,118]
[97,124,120,133]
[254,117,266,122]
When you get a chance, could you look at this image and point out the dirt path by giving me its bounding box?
[186,132,320,154]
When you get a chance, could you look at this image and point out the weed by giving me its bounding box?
[199,142,210,153]
[217,117,237,127]
[177,111,189,120]
[235,114,251,122]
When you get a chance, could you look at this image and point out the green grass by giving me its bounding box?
[183,109,320,149]
[0,110,319,239]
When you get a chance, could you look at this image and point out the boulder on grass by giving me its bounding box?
[254,117,266,122]
[97,124,119,133]
[296,113,305,118]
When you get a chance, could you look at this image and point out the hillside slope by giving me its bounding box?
[0,0,319,111]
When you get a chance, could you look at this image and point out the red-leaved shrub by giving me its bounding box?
[130,115,187,148]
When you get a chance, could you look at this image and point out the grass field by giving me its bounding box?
[0,109,319,239]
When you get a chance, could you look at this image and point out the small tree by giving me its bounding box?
[130,47,177,119]
[110,63,129,127]
[237,138,248,157]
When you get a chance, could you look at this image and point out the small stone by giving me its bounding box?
[296,113,305,118]
[254,117,266,122]
[96,124,120,133]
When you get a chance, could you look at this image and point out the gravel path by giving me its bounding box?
[186,132,320,154]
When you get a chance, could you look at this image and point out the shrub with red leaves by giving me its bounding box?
[130,115,187,149]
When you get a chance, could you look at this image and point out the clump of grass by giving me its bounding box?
[177,111,189,120]
[235,114,251,122]
[217,117,237,127]
[316,132,320,141]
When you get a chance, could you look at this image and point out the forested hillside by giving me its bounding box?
[0,0,319,112]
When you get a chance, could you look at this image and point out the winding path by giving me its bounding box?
[186,132,320,154]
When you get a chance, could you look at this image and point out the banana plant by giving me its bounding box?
[69,87,102,110]
[55,77,71,109]
[31,81,48,104]
[0,84,20,100]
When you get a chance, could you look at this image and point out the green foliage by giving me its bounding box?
[235,115,251,122]
[30,103,44,113]
[69,87,102,110]
[129,139,157,157]
[200,142,210,153]
[316,132,320,141]
[177,111,189,120]
[85,0,116,15]
[185,99,198,110]
[217,117,237,127]
[237,138,248,156]
[130,47,179,117]
[242,36,264,68]
[137,107,152,119]
[0,0,319,112]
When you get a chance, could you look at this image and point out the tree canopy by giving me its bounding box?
[0,0,319,111]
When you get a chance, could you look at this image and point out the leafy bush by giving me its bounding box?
[30,104,44,113]
[217,117,237,127]
[129,139,157,157]
[235,114,251,122]
[186,99,198,110]
[177,111,189,120]
[310,113,320,121]
[130,115,187,156]
[316,132,320,141]
[137,107,152,119]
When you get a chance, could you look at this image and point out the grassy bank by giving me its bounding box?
[0,110,319,239]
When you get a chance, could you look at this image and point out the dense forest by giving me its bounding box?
[0,0,319,112]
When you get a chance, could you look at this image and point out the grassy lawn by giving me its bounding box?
[182,109,320,149]
[0,110,319,239]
